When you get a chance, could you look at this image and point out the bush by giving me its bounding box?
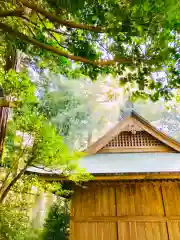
[42,198,69,240]
[0,203,41,240]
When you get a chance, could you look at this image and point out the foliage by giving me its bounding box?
[0,175,42,240]
[0,204,37,240]
[0,0,179,98]
[39,76,92,146]
[42,198,69,240]
[0,69,85,203]
[133,99,180,141]
[38,75,116,149]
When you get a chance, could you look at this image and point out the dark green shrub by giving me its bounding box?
[42,198,69,240]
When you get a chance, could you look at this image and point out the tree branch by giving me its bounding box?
[37,13,67,50]
[29,165,60,174]
[0,142,37,203]
[0,5,102,32]
[21,15,39,29]
[0,98,17,108]
[21,15,69,48]
[23,20,37,38]
[0,22,133,66]
[0,162,29,203]
[0,8,24,18]
[47,28,71,37]
[21,0,103,32]
[0,170,11,192]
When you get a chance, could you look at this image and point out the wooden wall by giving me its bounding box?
[70,181,180,240]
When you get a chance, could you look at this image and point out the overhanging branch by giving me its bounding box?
[0,22,133,66]
[37,13,67,49]
[21,0,103,32]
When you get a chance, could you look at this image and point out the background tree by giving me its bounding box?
[38,74,122,149]
[38,73,180,149]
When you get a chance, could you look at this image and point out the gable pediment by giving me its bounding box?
[86,111,180,154]
[100,130,172,153]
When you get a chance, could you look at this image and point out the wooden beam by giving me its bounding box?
[99,146,172,153]
[93,173,180,181]
[37,172,180,181]
[71,215,180,223]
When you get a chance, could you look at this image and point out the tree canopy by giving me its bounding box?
[0,0,179,99]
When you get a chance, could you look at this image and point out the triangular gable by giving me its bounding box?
[86,111,180,154]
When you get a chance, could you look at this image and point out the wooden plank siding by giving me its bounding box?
[117,222,169,240]
[70,181,180,240]
[71,222,117,240]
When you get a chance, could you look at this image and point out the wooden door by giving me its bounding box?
[70,181,180,240]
